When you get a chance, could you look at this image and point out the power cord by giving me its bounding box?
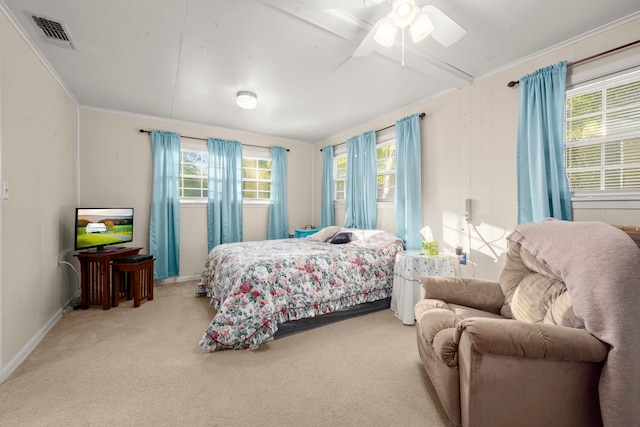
[58,260,80,283]
[58,260,82,314]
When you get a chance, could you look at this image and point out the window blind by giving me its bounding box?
[566,70,640,193]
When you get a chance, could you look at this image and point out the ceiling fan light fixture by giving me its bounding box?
[409,11,433,43]
[391,0,417,28]
[422,5,467,47]
[236,91,257,109]
[374,16,397,46]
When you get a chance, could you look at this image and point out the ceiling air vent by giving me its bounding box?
[27,12,76,50]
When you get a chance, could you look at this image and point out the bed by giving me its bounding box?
[196,227,404,351]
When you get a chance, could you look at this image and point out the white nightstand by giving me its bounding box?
[390,250,454,325]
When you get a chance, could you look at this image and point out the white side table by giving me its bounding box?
[391,250,454,325]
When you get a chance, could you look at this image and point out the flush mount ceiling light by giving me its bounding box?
[236,91,257,109]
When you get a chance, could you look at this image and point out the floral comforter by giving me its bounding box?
[197,229,403,351]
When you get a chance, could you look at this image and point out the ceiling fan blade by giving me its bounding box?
[423,5,466,47]
[352,18,382,57]
[303,0,383,10]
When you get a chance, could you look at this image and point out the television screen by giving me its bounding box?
[74,208,134,252]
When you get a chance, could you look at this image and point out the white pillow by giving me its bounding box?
[308,226,342,242]
[340,228,382,242]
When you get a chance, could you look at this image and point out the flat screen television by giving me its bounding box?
[74,208,134,252]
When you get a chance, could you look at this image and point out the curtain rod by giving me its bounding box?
[320,112,425,152]
[507,39,640,88]
[138,129,290,151]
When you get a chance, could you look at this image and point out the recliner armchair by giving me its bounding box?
[414,221,640,427]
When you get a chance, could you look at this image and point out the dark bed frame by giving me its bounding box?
[273,297,391,340]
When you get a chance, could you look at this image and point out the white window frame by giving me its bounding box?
[566,69,640,209]
[179,142,208,205]
[333,145,347,206]
[178,144,273,206]
[376,133,396,204]
[332,133,397,206]
[242,149,272,206]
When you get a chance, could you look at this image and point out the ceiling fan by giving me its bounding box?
[304,0,467,58]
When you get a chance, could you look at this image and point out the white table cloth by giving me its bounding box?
[390,250,454,325]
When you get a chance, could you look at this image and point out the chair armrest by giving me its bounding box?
[456,317,609,363]
[421,276,504,314]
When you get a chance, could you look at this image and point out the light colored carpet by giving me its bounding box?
[0,281,452,426]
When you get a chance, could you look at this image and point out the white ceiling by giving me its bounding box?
[2,0,639,143]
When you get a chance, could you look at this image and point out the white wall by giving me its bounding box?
[78,108,314,279]
[0,9,78,379]
[314,16,640,281]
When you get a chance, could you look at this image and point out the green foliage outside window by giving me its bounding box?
[179,150,208,198]
[242,158,272,199]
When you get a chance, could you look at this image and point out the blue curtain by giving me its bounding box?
[395,114,423,250]
[150,130,181,280]
[321,145,335,227]
[207,138,243,252]
[517,61,572,224]
[345,130,377,229]
[267,146,289,239]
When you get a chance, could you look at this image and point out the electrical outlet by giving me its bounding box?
[2,182,9,200]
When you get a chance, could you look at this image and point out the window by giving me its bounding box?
[332,135,396,203]
[334,153,347,201]
[179,146,272,202]
[242,156,272,200]
[179,147,208,199]
[565,70,640,198]
[376,140,396,201]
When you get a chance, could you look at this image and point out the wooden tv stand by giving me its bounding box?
[74,247,142,310]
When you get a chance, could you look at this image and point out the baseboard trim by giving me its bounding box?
[154,274,200,285]
[0,290,82,384]
[0,307,62,383]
